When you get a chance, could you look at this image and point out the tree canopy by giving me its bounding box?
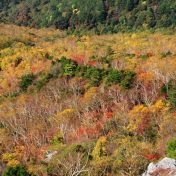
[0,0,176,32]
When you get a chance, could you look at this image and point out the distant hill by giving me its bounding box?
[0,0,176,32]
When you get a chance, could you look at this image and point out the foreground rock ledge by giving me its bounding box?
[143,157,176,176]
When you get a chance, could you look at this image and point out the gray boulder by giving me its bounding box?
[143,157,176,176]
[45,151,58,162]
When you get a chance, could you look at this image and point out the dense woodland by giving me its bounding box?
[0,24,176,175]
[0,0,176,33]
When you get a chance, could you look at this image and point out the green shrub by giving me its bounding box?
[82,66,104,86]
[161,81,176,108]
[3,165,30,176]
[120,71,136,89]
[59,57,80,77]
[167,138,176,159]
[19,73,35,91]
[104,69,135,89]
[105,69,123,85]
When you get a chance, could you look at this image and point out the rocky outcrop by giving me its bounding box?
[44,151,58,162]
[143,157,176,176]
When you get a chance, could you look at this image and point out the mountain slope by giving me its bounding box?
[0,24,176,175]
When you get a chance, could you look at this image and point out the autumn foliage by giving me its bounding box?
[0,24,176,176]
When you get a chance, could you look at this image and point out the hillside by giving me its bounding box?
[0,0,176,33]
[0,24,176,175]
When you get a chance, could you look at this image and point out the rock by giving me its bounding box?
[143,157,176,176]
[45,151,58,162]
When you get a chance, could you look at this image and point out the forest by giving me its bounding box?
[0,0,176,33]
[0,0,176,176]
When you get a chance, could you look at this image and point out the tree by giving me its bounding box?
[19,73,35,91]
